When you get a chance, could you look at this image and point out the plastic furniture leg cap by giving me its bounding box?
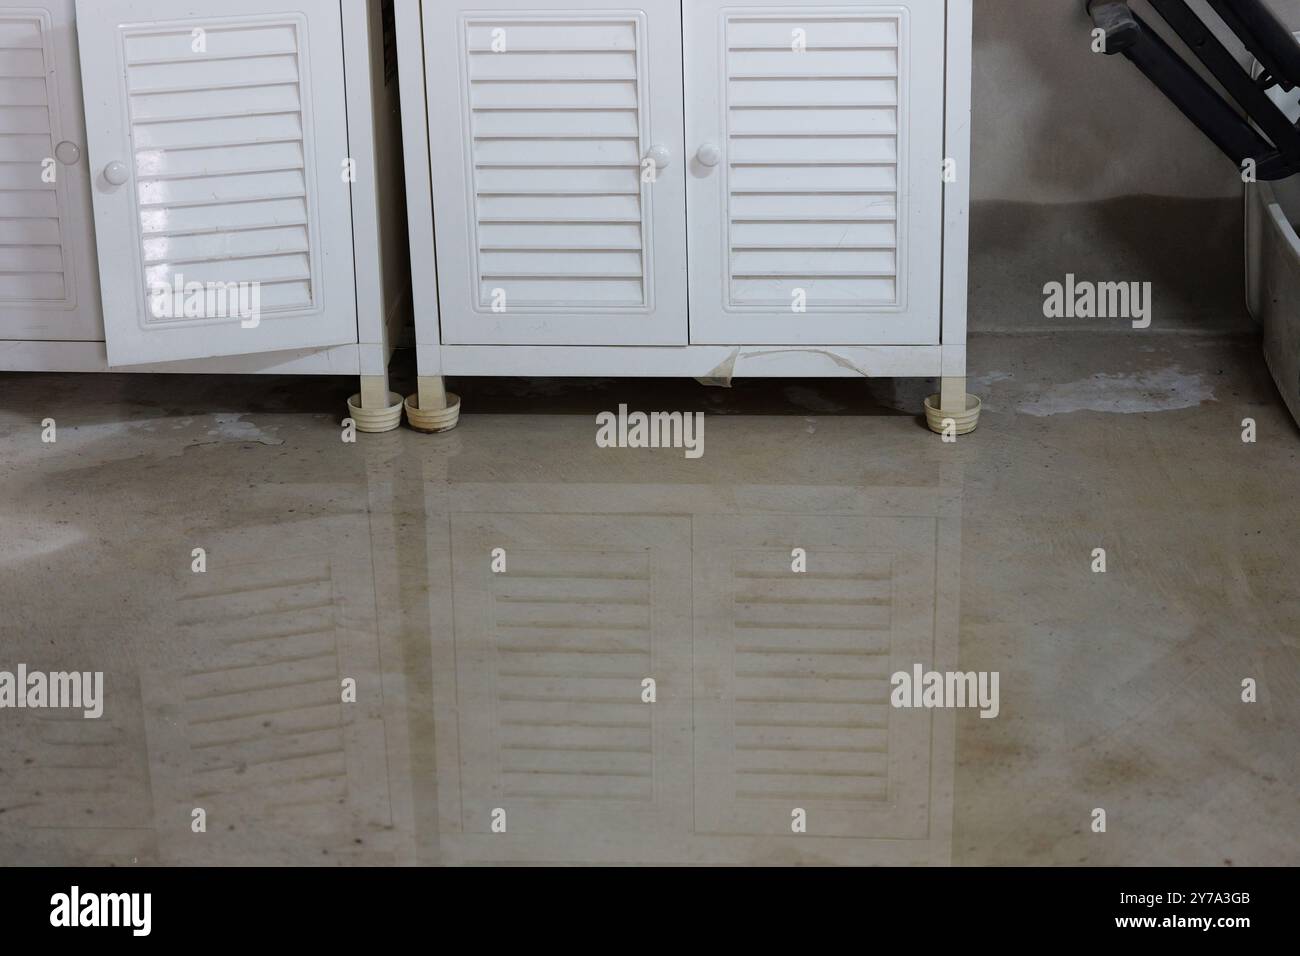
[405,392,461,433]
[924,393,982,436]
[346,391,404,434]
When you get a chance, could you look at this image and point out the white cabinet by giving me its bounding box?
[398,0,976,433]
[1,0,410,430]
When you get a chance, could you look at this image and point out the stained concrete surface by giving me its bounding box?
[0,331,1296,865]
[970,197,1250,334]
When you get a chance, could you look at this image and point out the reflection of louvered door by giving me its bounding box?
[74,0,357,366]
[0,668,157,863]
[685,1,945,345]
[144,542,392,864]
[425,0,687,346]
[693,516,936,839]
[444,515,691,860]
[0,0,98,341]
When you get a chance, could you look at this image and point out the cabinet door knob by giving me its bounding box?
[55,141,81,166]
[644,144,671,170]
[696,143,722,168]
[103,161,130,186]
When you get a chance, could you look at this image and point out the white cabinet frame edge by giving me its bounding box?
[940,0,972,372]
[403,0,972,386]
[344,0,400,378]
[395,0,441,379]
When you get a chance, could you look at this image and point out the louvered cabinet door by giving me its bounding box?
[685,1,945,345]
[74,0,358,366]
[0,0,99,341]
[425,0,688,346]
[692,516,937,841]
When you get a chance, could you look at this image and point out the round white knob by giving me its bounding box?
[55,141,81,165]
[103,161,129,186]
[696,143,722,168]
[645,144,671,170]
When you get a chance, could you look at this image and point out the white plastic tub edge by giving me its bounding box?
[1246,179,1300,427]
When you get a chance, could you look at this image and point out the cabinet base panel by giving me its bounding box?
[0,341,365,375]
[427,344,957,380]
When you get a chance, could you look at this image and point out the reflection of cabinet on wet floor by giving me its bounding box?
[0,677,157,863]
[447,515,693,843]
[143,539,394,864]
[432,508,953,864]
[694,516,936,841]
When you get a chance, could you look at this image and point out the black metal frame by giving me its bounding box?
[1088,0,1300,181]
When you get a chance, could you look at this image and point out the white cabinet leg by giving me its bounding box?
[360,375,390,409]
[347,374,403,434]
[940,376,965,413]
[925,375,982,437]
[406,375,462,434]
[418,376,447,411]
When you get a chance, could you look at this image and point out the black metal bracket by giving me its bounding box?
[1086,0,1300,181]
